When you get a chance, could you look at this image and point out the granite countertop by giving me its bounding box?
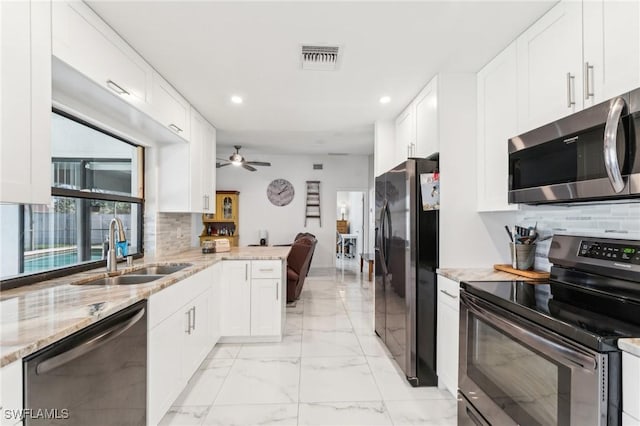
[437,268,536,283]
[619,338,640,357]
[0,246,289,367]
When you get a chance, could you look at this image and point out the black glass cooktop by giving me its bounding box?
[460,278,640,352]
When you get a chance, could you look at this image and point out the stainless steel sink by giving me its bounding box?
[127,263,191,276]
[77,275,164,286]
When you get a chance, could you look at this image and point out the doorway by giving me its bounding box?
[336,190,366,271]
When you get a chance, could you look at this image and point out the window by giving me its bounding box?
[0,111,144,282]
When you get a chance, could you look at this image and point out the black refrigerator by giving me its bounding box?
[375,157,439,387]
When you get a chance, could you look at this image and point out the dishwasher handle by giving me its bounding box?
[36,307,146,375]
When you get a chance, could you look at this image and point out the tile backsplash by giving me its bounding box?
[152,212,193,257]
[516,202,640,271]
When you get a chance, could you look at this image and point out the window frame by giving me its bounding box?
[1,109,145,291]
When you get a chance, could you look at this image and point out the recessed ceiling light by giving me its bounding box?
[379,96,391,104]
[231,95,243,104]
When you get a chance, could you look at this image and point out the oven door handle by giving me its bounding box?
[463,296,597,370]
[603,96,627,193]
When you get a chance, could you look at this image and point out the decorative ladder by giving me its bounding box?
[305,181,321,226]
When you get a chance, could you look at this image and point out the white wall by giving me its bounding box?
[216,153,371,268]
[438,73,517,268]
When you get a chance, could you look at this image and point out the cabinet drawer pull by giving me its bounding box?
[168,123,183,133]
[106,79,129,95]
[259,268,274,272]
[440,289,458,300]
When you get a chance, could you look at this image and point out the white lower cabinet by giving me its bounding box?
[436,275,460,398]
[181,290,211,380]
[209,262,222,344]
[623,351,640,424]
[221,260,285,341]
[221,260,251,336]
[250,279,281,336]
[0,360,23,426]
[147,266,217,426]
[147,307,184,426]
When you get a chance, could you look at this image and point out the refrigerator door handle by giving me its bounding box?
[384,202,392,269]
[377,200,390,277]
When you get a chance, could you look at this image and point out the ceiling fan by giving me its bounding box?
[216,145,271,172]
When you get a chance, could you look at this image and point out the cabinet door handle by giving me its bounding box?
[106,79,129,95]
[168,123,183,133]
[245,263,248,281]
[566,72,576,108]
[440,289,458,300]
[185,310,191,334]
[191,306,196,331]
[276,281,279,301]
[407,144,411,158]
[584,62,594,100]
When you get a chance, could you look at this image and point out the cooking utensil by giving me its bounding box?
[505,225,514,243]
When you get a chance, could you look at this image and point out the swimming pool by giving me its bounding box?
[24,248,103,274]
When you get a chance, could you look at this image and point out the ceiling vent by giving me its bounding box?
[313,164,323,170]
[301,45,341,71]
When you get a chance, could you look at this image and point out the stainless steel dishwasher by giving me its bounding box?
[24,300,147,425]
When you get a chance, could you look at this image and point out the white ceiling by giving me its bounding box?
[87,1,556,155]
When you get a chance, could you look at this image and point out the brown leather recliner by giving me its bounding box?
[286,234,317,302]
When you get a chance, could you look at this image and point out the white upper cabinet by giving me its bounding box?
[517,0,583,132]
[374,120,395,176]
[395,105,415,164]
[151,72,191,141]
[158,107,216,213]
[202,123,217,213]
[188,108,205,212]
[0,0,52,205]
[583,0,640,106]
[477,42,519,212]
[414,76,439,158]
[52,1,152,111]
[391,75,440,167]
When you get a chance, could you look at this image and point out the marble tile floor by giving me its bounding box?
[160,267,456,426]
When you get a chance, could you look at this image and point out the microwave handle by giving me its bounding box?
[463,295,597,370]
[603,96,626,193]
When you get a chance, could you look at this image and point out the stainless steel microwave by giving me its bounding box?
[508,89,640,204]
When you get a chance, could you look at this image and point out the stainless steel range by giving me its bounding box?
[458,235,640,426]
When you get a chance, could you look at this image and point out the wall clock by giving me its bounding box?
[267,179,295,206]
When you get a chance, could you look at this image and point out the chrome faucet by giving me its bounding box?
[107,217,127,273]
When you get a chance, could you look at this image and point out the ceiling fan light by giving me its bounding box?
[231,160,242,166]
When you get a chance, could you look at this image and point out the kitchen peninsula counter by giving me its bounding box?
[0,246,290,367]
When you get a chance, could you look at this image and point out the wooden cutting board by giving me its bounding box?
[494,264,550,280]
